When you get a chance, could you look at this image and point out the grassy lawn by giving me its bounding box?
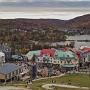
[0,80,27,88]
[32,73,90,90]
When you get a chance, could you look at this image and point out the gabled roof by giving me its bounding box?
[26,50,41,56]
[71,48,81,59]
[81,48,90,53]
[41,48,56,57]
[0,63,21,74]
[55,50,77,60]
[26,50,41,60]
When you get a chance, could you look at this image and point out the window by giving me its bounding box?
[12,72,14,76]
[9,73,11,78]
[16,70,18,75]
[61,61,62,63]
[19,69,22,73]
[67,59,71,64]
[5,75,7,79]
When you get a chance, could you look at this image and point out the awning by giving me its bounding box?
[61,64,77,68]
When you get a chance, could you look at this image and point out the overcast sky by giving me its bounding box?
[0,0,90,2]
[0,0,89,19]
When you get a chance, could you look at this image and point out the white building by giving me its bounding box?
[0,52,5,65]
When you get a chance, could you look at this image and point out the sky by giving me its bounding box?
[0,11,89,20]
[0,0,90,19]
[0,0,90,2]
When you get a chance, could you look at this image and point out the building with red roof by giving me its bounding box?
[78,47,90,68]
[40,48,56,57]
[81,48,90,53]
[71,48,81,59]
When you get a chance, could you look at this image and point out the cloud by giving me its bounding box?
[0,0,90,2]
[0,0,33,2]
[34,0,90,1]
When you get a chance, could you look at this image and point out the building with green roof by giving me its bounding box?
[26,49,79,71]
[26,50,41,60]
[54,50,79,70]
[55,50,77,60]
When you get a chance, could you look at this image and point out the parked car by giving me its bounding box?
[11,55,24,61]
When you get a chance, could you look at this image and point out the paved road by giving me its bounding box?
[0,86,31,90]
[42,84,89,90]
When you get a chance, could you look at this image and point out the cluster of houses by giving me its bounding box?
[26,47,90,72]
[0,44,29,83]
[26,48,78,71]
[0,45,90,83]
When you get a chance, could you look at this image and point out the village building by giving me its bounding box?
[54,50,79,72]
[0,63,23,83]
[0,43,11,61]
[0,52,5,64]
[26,48,79,76]
[26,50,41,60]
[79,47,90,68]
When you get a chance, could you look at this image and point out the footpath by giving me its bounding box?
[33,74,65,81]
[42,84,89,90]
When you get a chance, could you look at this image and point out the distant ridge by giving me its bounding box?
[0,14,90,49]
[0,14,90,29]
[67,14,90,29]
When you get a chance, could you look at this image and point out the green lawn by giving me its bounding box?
[32,73,90,90]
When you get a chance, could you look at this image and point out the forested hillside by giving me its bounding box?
[0,14,90,53]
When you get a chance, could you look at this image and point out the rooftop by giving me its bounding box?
[55,50,77,60]
[26,50,41,57]
[0,63,21,74]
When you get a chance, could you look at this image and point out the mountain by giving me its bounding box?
[67,14,90,29]
[0,14,90,30]
[0,19,66,31]
[0,14,90,52]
